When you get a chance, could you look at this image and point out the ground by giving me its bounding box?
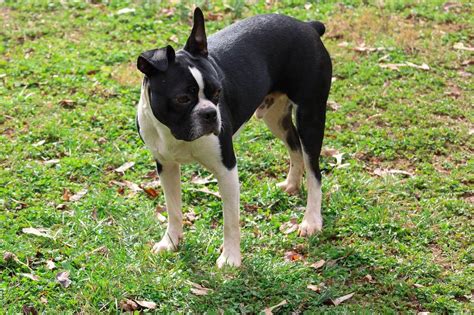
[0,0,473,313]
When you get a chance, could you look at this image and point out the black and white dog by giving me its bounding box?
[136,8,331,268]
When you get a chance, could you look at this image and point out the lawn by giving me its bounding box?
[0,0,473,313]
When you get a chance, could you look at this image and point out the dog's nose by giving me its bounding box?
[199,107,217,122]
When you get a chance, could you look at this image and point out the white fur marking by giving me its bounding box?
[299,152,323,236]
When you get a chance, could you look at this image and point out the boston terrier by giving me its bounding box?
[136,8,332,268]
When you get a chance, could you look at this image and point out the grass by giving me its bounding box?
[0,0,473,313]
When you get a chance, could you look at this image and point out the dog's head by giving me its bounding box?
[137,8,222,142]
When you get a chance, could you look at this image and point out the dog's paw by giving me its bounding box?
[151,234,181,254]
[277,180,299,195]
[216,251,241,268]
[298,217,322,237]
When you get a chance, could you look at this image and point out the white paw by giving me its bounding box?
[277,180,300,195]
[216,250,241,268]
[151,233,181,253]
[298,216,322,237]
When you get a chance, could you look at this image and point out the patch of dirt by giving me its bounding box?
[112,62,142,87]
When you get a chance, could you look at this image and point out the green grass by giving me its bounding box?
[1,0,473,313]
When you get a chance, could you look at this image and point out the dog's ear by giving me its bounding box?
[137,45,175,76]
[184,7,208,57]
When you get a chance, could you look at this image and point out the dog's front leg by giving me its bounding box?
[215,166,241,268]
[151,161,183,253]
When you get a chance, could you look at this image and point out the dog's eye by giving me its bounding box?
[175,95,191,104]
[212,89,221,102]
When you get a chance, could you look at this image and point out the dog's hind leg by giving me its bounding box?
[257,93,304,194]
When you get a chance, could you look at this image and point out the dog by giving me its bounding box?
[136,7,332,268]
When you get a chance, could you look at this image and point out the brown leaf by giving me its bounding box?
[70,188,88,202]
[114,161,135,173]
[4,251,17,262]
[169,34,179,43]
[32,140,46,147]
[327,100,341,111]
[443,2,462,12]
[364,274,375,283]
[307,282,326,293]
[42,159,60,165]
[310,259,326,270]
[188,281,212,296]
[155,205,167,223]
[142,186,159,198]
[263,300,287,315]
[111,180,142,197]
[119,299,139,312]
[20,273,39,281]
[62,189,72,201]
[379,62,429,71]
[22,305,38,315]
[414,283,424,288]
[46,260,56,270]
[56,203,67,210]
[22,227,53,239]
[453,42,474,51]
[373,168,414,177]
[279,219,299,234]
[190,174,217,185]
[59,99,76,108]
[135,300,157,309]
[284,251,303,262]
[331,292,355,306]
[56,271,71,288]
[40,296,48,304]
[321,148,340,157]
[195,187,221,198]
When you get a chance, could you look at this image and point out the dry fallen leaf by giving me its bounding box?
[59,99,76,108]
[155,205,167,223]
[56,271,71,288]
[22,227,53,239]
[453,42,474,52]
[373,168,414,177]
[56,203,67,210]
[414,283,424,288]
[42,159,60,165]
[307,282,326,293]
[284,250,303,262]
[70,189,88,202]
[119,299,139,312]
[364,274,375,283]
[379,62,429,71]
[114,161,135,173]
[111,180,142,197]
[195,187,221,198]
[169,34,179,43]
[135,300,157,309]
[321,148,340,157]
[310,259,326,270]
[263,299,287,315]
[40,296,48,304]
[142,186,159,198]
[46,260,56,270]
[20,273,39,281]
[117,7,135,15]
[32,140,46,147]
[3,251,17,262]
[22,305,38,315]
[443,2,462,12]
[188,281,212,296]
[190,174,217,185]
[332,292,355,306]
[279,219,299,234]
[327,100,341,111]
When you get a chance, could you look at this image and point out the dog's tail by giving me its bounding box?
[307,21,325,36]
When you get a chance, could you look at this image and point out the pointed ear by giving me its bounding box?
[184,7,208,57]
[137,45,175,76]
